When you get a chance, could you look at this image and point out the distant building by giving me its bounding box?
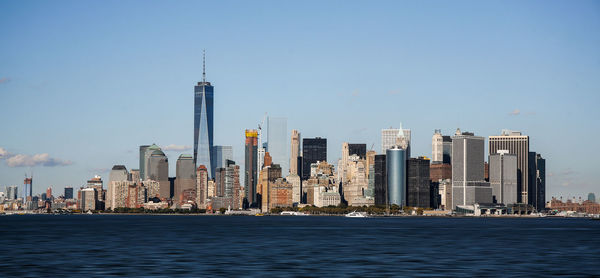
[430,163,451,182]
[193,63,214,178]
[196,165,209,209]
[175,154,196,203]
[407,157,431,208]
[589,193,597,203]
[531,153,546,211]
[259,163,283,212]
[24,177,33,200]
[212,145,233,171]
[87,175,105,210]
[5,185,18,200]
[289,129,301,176]
[348,144,367,160]
[437,179,452,210]
[286,174,301,204]
[245,129,258,206]
[80,187,97,211]
[381,127,411,157]
[302,137,327,180]
[267,117,288,175]
[64,187,74,200]
[489,130,530,204]
[130,169,141,182]
[140,144,161,180]
[489,150,518,205]
[374,154,387,206]
[452,130,492,209]
[432,129,452,164]
[386,147,406,207]
[147,149,169,199]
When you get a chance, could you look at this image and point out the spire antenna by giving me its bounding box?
[202,49,206,83]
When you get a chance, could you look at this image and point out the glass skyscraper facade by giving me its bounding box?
[386,147,406,207]
[301,137,327,180]
[212,145,233,172]
[266,117,288,175]
[194,81,214,179]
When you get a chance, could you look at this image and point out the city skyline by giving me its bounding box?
[1,1,599,200]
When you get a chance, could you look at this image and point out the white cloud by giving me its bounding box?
[509,109,520,116]
[0,147,72,167]
[162,144,192,151]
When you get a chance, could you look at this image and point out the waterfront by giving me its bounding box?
[1,215,599,276]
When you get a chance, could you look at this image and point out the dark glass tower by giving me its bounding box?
[301,137,327,180]
[348,144,367,160]
[194,53,214,178]
[374,154,387,206]
[407,157,431,208]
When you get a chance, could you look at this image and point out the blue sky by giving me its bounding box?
[0,0,599,200]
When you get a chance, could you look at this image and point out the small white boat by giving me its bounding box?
[345,211,368,218]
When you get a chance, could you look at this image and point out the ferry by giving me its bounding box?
[345,211,368,218]
[280,211,307,216]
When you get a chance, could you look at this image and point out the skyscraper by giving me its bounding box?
[196,165,209,209]
[452,131,492,209]
[374,154,387,206]
[212,146,233,172]
[267,117,288,175]
[245,129,258,206]
[386,147,406,207]
[381,127,411,157]
[407,157,431,208]
[290,129,301,176]
[147,150,169,199]
[24,177,32,200]
[432,129,452,163]
[302,137,327,180]
[532,153,546,211]
[141,144,161,180]
[139,145,150,180]
[63,187,73,199]
[489,150,518,205]
[489,130,529,204]
[348,144,367,160]
[175,154,196,202]
[194,52,214,178]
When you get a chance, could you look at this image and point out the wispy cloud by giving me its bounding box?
[88,167,110,173]
[0,147,72,167]
[0,77,10,84]
[388,90,401,95]
[351,90,360,97]
[509,109,520,116]
[162,144,192,151]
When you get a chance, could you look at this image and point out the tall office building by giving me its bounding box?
[432,130,452,163]
[489,130,530,203]
[489,150,518,205]
[193,53,214,178]
[5,185,18,200]
[24,177,32,200]
[245,129,258,206]
[374,154,387,206]
[386,147,406,207]
[147,150,169,199]
[302,137,327,180]
[348,144,367,160]
[290,129,301,175]
[266,117,288,175]
[588,193,596,203]
[196,165,209,209]
[531,153,546,211]
[381,127,411,157]
[212,146,233,171]
[175,154,196,202]
[107,165,129,208]
[452,131,492,209]
[139,145,150,180]
[141,144,161,180]
[407,157,431,208]
[64,187,74,199]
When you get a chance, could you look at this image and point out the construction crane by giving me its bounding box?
[257,112,267,147]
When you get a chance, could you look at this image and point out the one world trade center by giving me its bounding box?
[194,52,214,179]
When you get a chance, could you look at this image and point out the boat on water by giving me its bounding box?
[345,211,368,218]
[280,211,307,216]
[255,213,264,216]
